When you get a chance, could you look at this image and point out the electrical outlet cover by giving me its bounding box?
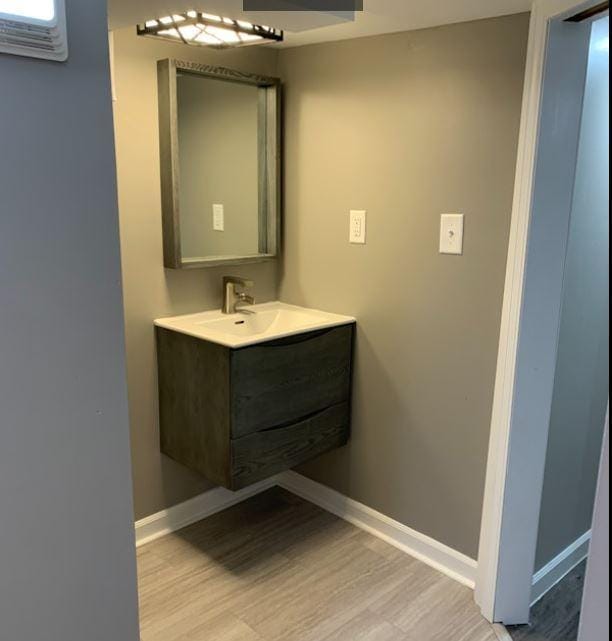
[350,210,367,244]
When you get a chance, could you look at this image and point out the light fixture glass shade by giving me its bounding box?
[137,11,283,49]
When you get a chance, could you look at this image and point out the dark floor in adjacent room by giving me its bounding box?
[507,560,587,641]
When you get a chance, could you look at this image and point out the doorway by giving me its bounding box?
[507,13,609,640]
[475,0,610,633]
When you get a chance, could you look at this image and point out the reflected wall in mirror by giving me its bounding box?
[178,75,259,259]
[157,60,281,269]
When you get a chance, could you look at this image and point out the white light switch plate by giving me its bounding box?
[213,204,225,232]
[439,214,464,255]
[350,210,367,244]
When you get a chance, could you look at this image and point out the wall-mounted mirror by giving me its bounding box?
[157,60,281,269]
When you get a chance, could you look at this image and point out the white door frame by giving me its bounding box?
[475,0,607,625]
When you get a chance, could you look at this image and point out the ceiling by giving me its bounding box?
[108,0,533,47]
[107,0,357,31]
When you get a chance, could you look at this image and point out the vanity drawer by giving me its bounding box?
[230,324,354,438]
[231,402,350,489]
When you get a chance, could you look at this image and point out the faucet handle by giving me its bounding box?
[237,292,255,304]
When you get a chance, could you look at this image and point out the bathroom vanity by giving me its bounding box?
[155,303,355,490]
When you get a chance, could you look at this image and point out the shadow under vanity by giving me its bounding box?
[153,62,356,490]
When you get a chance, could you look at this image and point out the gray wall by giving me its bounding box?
[535,17,610,571]
[0,1,140,639]
[111,27,279,520]
[178,75,260,260]
[278,14,530,558]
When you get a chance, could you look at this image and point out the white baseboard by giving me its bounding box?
[276,471,478,588]
[531,530,591,606]
[134,470,478,590]
[134,475,280,547]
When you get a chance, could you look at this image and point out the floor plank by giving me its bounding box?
[138,487,498,641]
[321,610,406,641]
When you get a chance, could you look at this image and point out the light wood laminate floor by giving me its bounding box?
[138,487,499,641]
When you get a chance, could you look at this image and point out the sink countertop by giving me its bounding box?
[154,301,356,348]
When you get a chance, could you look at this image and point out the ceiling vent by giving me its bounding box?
[0,0,68,61]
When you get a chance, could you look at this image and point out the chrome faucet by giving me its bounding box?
[222,276,255,315]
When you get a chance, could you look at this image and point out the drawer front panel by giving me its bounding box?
[231,402,350,490]
[230,324,354,438]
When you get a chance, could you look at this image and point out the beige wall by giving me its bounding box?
[114,14,530,556]
[178,75,260,259]
[278,14,530,557]
[112,28,279,519]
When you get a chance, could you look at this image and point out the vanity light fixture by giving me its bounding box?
[0,0,68,61]
[137,11,283,48]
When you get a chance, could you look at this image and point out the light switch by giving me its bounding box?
[439,214,464,255]
[350,210,367,244]
[213,204,225,232]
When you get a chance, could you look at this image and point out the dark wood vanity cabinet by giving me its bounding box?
[156,323,355,490]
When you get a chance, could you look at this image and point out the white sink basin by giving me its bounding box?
[155,302,356,348]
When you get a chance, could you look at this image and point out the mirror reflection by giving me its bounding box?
[178,73,260,261]
[157,60,281,269]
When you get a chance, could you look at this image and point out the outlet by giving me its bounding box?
[349,210,367,244]
[213,204,225,232]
